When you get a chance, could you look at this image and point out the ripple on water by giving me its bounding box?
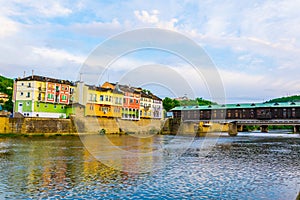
[0,135,299,199]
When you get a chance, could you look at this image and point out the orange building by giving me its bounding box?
[102,82,141,120]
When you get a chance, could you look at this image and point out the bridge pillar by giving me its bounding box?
[228,122,238,136]
[293,125,300,133]
[261,125,268,133]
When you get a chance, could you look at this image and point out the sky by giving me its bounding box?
[0,0,300,103]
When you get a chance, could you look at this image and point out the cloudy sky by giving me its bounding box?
[1,0,300,103]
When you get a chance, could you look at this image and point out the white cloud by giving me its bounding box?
[0,0,300,102]
[37,1,72,17]
[134,10,178,30]
[71,18,125,37]
[31,47,84,64]
[134,10,160,24]
[7,1,73,18]
[0,16,19,37]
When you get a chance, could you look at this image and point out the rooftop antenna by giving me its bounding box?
[23,71,26,78]
[32,70,34,78]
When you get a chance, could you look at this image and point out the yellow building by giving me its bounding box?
[85,85,123,118]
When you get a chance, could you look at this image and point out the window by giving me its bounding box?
[20,92,23,96]
[37,103,39,107]
[26,102,30,106]
[54,105,57,109]
[109,96,112,102]
[227,111,231,118]
[21,83,24,86]
[292,108,296,117]
[28,83,31,88]
[130,99,133,103]
[94,94,97,102]
[48,93,54,99]
[105,95,109,101]
[62,95,67,101]
[100,95,104,101]
[136,100,139,104]
[89,94,93,101]
[102,107,108,113]
[27,92,30,98]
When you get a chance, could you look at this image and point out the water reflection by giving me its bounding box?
[0,134,299,199]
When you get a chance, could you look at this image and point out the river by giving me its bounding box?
[0,132,299,199]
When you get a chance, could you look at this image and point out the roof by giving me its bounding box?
[171,102,300,111]
[17,75,75,86]
[87,85,123,94]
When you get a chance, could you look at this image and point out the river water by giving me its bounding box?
[0,132,299,199]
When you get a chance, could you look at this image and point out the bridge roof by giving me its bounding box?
[171,102,300,111]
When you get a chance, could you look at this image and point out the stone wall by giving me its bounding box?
[0,117,165,135]
[72,116,164,134]
[161,118,231,135]
[0,117,76,135]
[0,117,235,136]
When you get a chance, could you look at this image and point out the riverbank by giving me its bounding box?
[1,117,298,137]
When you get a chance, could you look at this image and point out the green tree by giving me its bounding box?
[0,75,14,112]
[3,98,13,112]
[196,97,217,105]
[163,97,180,111]
[266,95,300,103]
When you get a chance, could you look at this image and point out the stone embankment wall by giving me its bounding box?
[162,118,231,135]
[0,117,232,136]
[0,117,165,135]
[72,116,164,134]
[0,117,76,135]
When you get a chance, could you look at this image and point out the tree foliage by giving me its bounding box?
[0,75,13,96]
[163,97,216,111]
[163,97,180,111]
[0,75,14,112]
[266,95,300,103]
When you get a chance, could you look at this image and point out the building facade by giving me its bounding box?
[14,75,74,118]
[14,77,162,120]
[140,91,153,118]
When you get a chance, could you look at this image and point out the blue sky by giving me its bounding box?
[0,0,300,103]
